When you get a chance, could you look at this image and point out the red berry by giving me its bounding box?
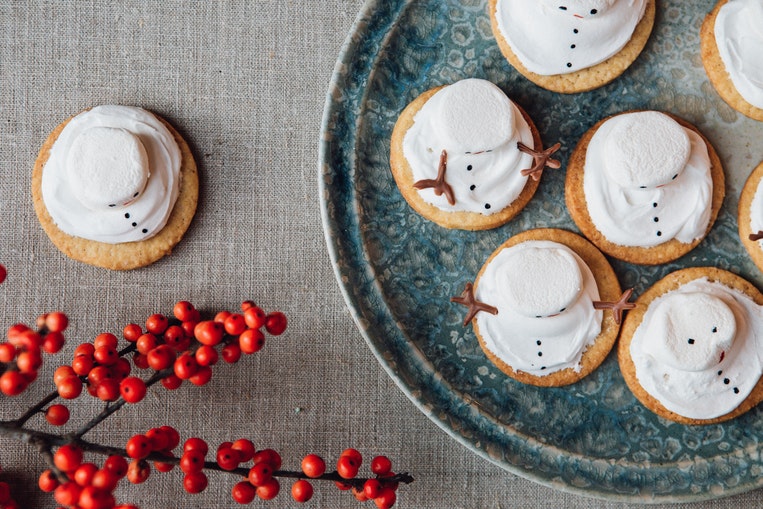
[87,365,113,386]
[45,404,70,426]
[45,312,69,333]
[90,468,119,491]
[173,301,196,321]
[256,478,280,500]
[247,461,273,486]
[336,454,360,479]
[0,342,15,362]
[133,352,150,369]
[231,438,256,463]
[122,323,143,342]
[214,310,232,323]
[38,469,59,492]
[74,342,96,357]
[341,448,363,464]
[161,425,181,451]
[335,481,352,491]
[0,264,6,284]
[147,344,176,370]
[183,471,208,494]
[221,342,242,363]
[145,427,171,451]
[126,460,150,484]
[153,452,176,472]
[78,485,115,509]
[136,333,158,355]
[252,448,282,470]
[238,328,265,354]
[103,455,129,478]
[125,434,151,459]
[173,353,198,379]
[265,312,287,335]
[0,370,28,396]
[353,486,369,501]
[374,487,397,509]
[188,365,212,386]
[15,350,42,373]
[194,320,225,346]
[291,479,313,503]
[73,462,98,486]
[93,345,118,366]
[217,446,240,471]
[371,455,392,475]
[145,313,169,335]
[243,306,267,329]
[54,443,83,472]
[53,365,76,385]
[183,437,209,455]
[161,373,183,390]
[119,376,147,403]
[42,331,66,353]
[195,345,218,366]
[54,481,82,506]
[71,354,95,376]
[113,357,132,379]
[163,325,189,350]
[95,378,120,401]
[223,313,247,335]
[93,333,119,350]
[301,454,326,478]
[364,478,382,499]
[179,449,206,474]
[231,481,257,504]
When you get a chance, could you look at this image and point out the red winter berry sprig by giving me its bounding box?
[0,285,412,508]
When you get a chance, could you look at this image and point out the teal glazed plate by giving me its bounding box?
[319,0,763,502]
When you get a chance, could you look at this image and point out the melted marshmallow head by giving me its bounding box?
[66,126,150,211]
[433,79,515,154]
[501,245,584,318]
[642,292,735,372]
[602,111,691,189]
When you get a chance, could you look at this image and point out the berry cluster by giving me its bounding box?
[333,450,400,509]
[124,426,183,487]
[0,312,68,396]
[40,444,137,509]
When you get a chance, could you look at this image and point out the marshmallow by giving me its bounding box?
[66,126,149,210]
[603,111,691,189]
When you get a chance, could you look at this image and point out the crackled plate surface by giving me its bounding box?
[319,0,763,502]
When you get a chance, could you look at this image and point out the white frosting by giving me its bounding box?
[630,278,763,420]
[41,105,182,244]
[475,240,603,376]
[715,0,763,109]
[495,0,648,75]
[583,111,713,247]
[402,79,534,215]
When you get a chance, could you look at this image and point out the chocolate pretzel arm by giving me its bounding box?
[517,141,562,181]
[593,288,636,325]
[413,149,455,205]
[451,282,498,326]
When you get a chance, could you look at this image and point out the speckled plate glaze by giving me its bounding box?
[319,0,763,502]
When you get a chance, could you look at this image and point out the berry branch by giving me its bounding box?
[0,266,413,508]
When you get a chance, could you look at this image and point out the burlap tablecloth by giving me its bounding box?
[0,2,760,507]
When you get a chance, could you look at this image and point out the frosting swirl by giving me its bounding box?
[41,105,181,244]
[715,0,763,109]
[495,0,647,75]
[402,79,533,215]
[475,240,602,376]
[583,111,713,247]
[629,278,763,420]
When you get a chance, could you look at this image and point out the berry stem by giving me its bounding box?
[12,389,59,427]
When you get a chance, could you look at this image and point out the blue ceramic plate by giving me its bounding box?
[319,0,763,502]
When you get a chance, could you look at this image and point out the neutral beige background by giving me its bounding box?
[0,1,761,507]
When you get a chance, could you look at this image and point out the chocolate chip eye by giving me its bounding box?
[590,8,598,14]
[688,338,695,345]
[712,327,718,333]
[559,5,568,9]
[672,174,678,180]
[559,308,566,313]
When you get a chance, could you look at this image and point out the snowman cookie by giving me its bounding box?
[565,110,725,265]
[32,105,198,270]
[618,267,763,424]
[390,79,560,230]
[701,0,763,121]
[738,161,763,273]
[452,228,628,387]
[488,0,656,93]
